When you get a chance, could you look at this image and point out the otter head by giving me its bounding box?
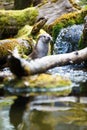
[38,34,53,44]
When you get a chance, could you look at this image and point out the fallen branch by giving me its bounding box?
[8,47,87,76]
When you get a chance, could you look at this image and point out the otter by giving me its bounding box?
[29,34,53,59]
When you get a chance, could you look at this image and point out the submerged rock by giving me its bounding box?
[4,73,72,96]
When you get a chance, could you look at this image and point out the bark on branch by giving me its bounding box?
[8,47,87,76]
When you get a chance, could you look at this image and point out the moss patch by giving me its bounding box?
[4,74,72,96]
[48,9,87,41]
[0,7,38,26]
[0,96,17,107]
[0,38,32,58]
[16,25,33,38]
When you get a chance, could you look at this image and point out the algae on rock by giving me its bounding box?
[0,7,38,38]
[4,73,72,96]
[0,38,32,58]
[48,9,87,41]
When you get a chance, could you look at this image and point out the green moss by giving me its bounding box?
[0,96,17,107]
[0,7,38,27]
[84,5,87,9]
[50,9,87,41]
[0,38,32,58]
[78,0,87,7]
[16,25,33,38]
[52,23,64,41]
[79,33,87,50]
[0,40,18,57]
[78,34,83,49]
[51,0,58,2]
[16,24,49,47]
[4,74,72,96]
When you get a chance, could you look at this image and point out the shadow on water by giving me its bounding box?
[9,96,34,129]
[0,79,87,130]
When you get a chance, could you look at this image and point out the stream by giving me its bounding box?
[0,23,87,130]
[0,0,87,129]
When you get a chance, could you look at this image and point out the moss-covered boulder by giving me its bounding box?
[0,38,32,58]
[48,9,87,41]
[4,73,72,96]
[0,7,39,38]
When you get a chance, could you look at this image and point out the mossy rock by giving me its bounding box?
[16,24,47,39]
[16,25,33,38]
[0,7,39,38]
[0,7,38,26]
[48,9,87,41]
[0,38,32,58]
[4,74,72,96]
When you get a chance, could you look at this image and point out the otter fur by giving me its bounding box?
[29,34,52,59]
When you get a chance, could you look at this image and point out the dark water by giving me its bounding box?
[0,93,87,130]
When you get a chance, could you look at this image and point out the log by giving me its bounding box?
[8,47,87,76]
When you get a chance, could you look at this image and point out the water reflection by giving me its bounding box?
[24,96,87,130]
[9,96,34,129]
[70,82,87,97]
[0,95,87,130]
[7,95,87,130]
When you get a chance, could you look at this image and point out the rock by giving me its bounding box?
[4,73,72,96]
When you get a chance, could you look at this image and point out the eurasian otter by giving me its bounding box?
[29,34,53,59]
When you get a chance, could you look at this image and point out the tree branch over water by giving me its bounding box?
[8,47,87,76]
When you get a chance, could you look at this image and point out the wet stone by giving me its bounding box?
[54,24,84,54]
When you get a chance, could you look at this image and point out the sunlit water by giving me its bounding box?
[0,24,87,130]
